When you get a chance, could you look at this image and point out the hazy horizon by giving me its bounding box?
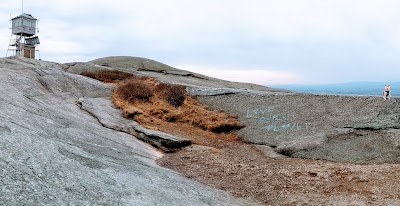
[268,81,400,96]
[267,80,400,86]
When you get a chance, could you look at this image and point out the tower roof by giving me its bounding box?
[11,13,37,20]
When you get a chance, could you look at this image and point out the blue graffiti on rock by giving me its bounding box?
[246,107,314,133]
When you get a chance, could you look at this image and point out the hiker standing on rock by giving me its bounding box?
[383,84,391,100]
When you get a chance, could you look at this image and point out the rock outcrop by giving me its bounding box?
[197,89,400,164]
[0,57,253,205]
[2,55,400,205]
[65,56,400,164]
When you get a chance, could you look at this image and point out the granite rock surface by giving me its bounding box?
[0,57,254,205]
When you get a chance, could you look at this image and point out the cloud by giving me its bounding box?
[9,1,400,51]
[7,1,400,47]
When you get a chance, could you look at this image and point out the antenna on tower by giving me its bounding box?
[22,0,24,14]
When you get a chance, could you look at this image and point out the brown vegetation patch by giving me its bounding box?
[81,70,147,83]
[82,70,245,137]
[81,70,245,144]
[113,91,245,136]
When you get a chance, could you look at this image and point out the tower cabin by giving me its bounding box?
[10,13,40,59]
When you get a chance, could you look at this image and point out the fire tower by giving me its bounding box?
[7,13,40,59]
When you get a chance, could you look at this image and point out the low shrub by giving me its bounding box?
[210,123,246,133]
[81,70,139,83]
[116,82,153,102]
[155,83,186,107]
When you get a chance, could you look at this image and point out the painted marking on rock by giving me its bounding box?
[246,106,314,133]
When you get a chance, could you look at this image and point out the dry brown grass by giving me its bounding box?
[81,70,147,83]
[111,79,244,143]
[113,91,244,134]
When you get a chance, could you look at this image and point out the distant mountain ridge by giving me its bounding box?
[269,81,400,96]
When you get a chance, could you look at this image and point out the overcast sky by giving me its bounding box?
[1,0,400,85]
